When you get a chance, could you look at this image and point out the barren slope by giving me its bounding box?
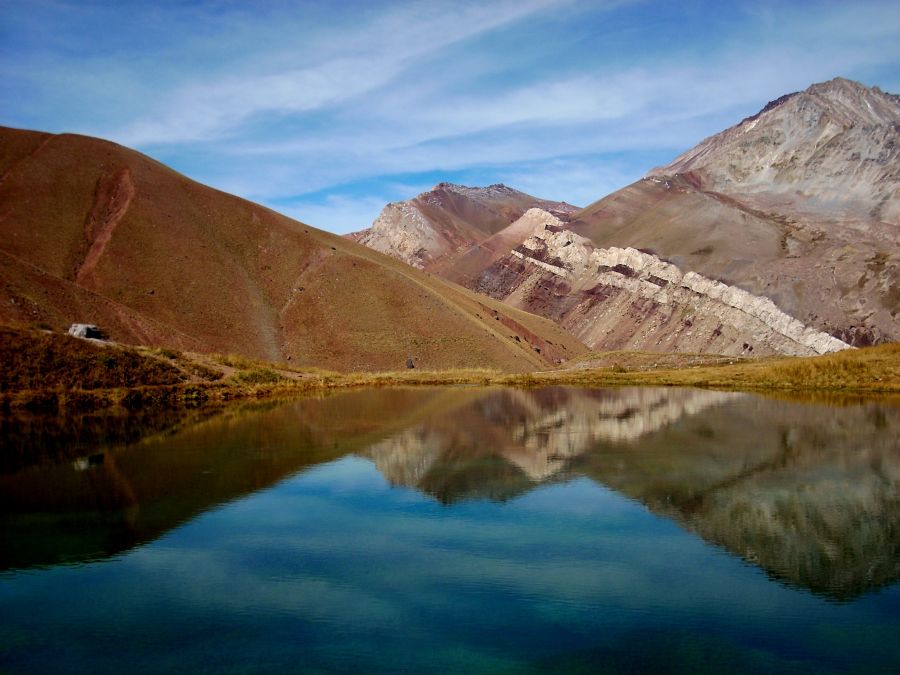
[0,126,586,372]
[573,78,899,345]
[350,78,897,350]
[652,77,900,223]
[476,210,849,356]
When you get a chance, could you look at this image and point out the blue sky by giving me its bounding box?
[2,0,899,234]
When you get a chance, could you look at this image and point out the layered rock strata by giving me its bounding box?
[480,210,851,356]
[575,78,899,345]
[352,79,898,348]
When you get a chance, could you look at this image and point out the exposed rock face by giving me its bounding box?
[67,323,106,340]
[651,77,900,223]
[349,182,578,269]
[571,77,899,346]
[478,210,851,355]
[351,79,897,350]
[351,201,435,269]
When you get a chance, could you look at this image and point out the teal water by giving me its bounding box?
[1,387,898,673]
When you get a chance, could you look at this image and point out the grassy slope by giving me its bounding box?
[0,125,586,373]
[501,343,900,393]
[1,328,896,414]
[432,212,545,286]
[0,326,185,392]
[0,251,205,351]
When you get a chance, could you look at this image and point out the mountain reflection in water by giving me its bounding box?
[1,386,897,600]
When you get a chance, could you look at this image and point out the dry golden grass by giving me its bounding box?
[2,325,897,413]
[562,350,754,372]
[336,368,499,387]
[231,367,288,385]
[212,353,336,376]
[498,344,900,393]
[0,326,184,392]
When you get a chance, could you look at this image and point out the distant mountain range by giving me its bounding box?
[351,78,899,355]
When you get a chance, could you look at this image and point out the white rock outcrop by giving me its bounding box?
[353,202,438,268]
[363,387,742,487]
[350,186,580,269]
[504,212,851,356]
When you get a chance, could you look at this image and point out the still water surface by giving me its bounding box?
[1,387,898,673]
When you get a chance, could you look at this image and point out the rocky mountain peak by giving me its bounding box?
[350,181,579,270]
[647,77,900,224]
[428,182,524,201]
[739,91,800,125]
[802,77,900,125]
[733,78,898,132]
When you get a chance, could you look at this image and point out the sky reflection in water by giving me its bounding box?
[1,387,898,673]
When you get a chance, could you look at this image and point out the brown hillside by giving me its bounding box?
[0,126,586,372]
[569,171,898,346]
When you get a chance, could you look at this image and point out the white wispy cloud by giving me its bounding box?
[2,0,898,233]
[112,0,572,146]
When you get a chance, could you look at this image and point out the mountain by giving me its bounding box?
[570,77,899,346]
[650,77,900,223]
[474,211,848,356]
[0,126,586,372]
[354,78,898,353]
[348,182,578,270]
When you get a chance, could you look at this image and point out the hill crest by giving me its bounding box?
[0,125,587,372]
[349,181,578,269]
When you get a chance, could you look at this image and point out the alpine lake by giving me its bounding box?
[1,386,898,673]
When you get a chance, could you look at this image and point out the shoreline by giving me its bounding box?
[2,326,898,413]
